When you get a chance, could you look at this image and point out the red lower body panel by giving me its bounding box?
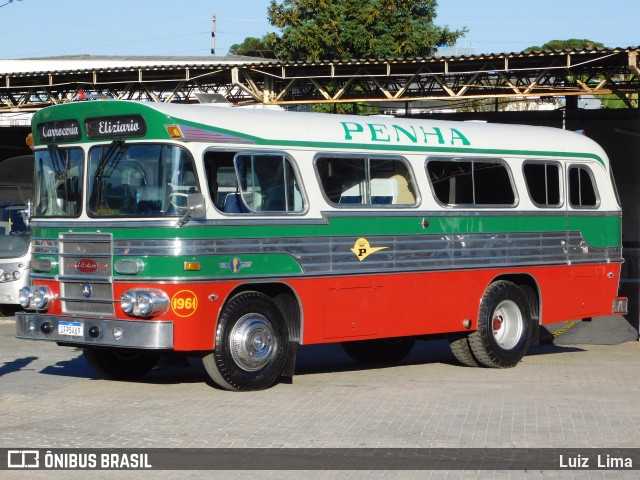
[32,262,622,351]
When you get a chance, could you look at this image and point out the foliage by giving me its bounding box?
[311,102,379,115]
[229,36,277,58]
[265,0,466,61]
[525,39,606,52]
[597,93,638,109]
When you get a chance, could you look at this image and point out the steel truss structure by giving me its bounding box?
[2,47,640,112]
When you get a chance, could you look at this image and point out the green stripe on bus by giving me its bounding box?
[33,214,620,248]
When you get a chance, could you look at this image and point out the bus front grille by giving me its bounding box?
[59,232,114,315]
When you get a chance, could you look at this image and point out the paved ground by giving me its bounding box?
[0,314,638,480]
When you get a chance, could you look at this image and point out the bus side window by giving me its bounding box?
[316,156,417,207]
[234,153,304,214]
[427,158,515,207]
[370,158,417,205]
[523,162,562,207]
[204,151,242,212]
[568,165,599,208]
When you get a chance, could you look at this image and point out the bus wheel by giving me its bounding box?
[82,348,159,380]
[468,281,532,368]
[202,292,288,391]
[448,334,480,367]
[341,337,415,364]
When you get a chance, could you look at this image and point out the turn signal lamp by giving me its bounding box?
[32,257,55,273]
[26,133,34,149]
[184,261,201,271]
[114,258,144,275]
[166,125,183,139]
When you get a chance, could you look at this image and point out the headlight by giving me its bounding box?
[120,292,135,314]
[32,286,54,310]
[19,287,33,309]
[1,270,22,282]
[120,289,169,318]
[135,292,153,316]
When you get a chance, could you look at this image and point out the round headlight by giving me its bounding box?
[32,286,53,310]
[13,271,21,280]
[18,287,33,309]
[120,292,135,314]
[121,289,169,318]
[135,292,153,316]
[3,272,11,282]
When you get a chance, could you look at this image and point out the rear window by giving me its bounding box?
[523,162,562,207]
[568,165,599,208]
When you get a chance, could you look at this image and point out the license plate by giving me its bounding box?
[58,321,84,337]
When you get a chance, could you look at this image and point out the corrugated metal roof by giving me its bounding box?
[2,47,638,76]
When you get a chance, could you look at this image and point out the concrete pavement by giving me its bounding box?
[0,315,638,479]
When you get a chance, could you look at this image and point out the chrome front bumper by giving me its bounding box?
[16,312,173,349]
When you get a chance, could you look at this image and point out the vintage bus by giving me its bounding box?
[16,100,627,391]
[0,154,33,307]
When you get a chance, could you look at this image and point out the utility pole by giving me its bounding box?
[211,14,216,55]
[0,0,23,8]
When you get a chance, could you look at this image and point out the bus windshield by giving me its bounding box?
[33,148,84,217]
[0,203,29,258]
[88,143,198,217]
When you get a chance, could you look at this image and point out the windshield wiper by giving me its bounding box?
[92,140,125,208]
[95,139,125,179]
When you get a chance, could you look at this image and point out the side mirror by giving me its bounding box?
[187,193,206,218]
[177,193,206,227]
[19,199,32,227]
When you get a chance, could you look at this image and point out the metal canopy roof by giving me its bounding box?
[1,47,639,112]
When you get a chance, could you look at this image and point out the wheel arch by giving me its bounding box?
[223,282,302,343]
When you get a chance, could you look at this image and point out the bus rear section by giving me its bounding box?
[15,101,627,391]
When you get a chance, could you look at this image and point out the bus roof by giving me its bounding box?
[32,100,609,166]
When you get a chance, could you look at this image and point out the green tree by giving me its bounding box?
[265,0,466,61]
[525,39,605,52]
[229,36,276,58]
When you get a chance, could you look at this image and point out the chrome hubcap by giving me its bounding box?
[492,299,524,350]
[230,314,275,372]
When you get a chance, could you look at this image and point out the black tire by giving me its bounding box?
[468,280,533,368]
[341,337,415,364]
[83,348,159,380]
[448,334,480,367]
[202,292,289,391]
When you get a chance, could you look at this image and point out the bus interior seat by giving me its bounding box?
[339,181,365,204]
[390,174,415,204]
[223,192,249,213]
[370,178,398,205]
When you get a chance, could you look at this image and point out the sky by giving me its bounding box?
[0,0,638,59]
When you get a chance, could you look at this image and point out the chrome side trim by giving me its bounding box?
[15,312,173,349]
[32,230,622,279]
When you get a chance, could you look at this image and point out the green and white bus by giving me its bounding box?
[16,100,627,390]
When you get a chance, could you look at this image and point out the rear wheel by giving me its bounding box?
[468,281,532,368]
[448,334,480,367]
[341,337,415,364]
[202,292,289,391]
[83,348,159,380]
